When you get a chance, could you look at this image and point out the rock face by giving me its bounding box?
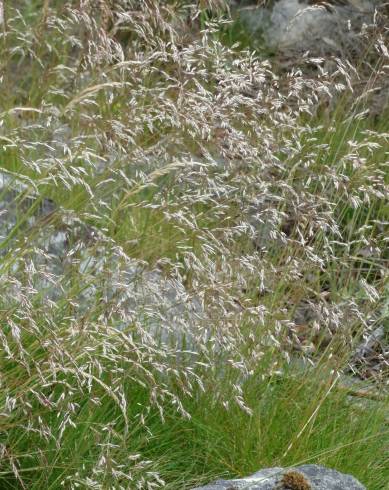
[351,325,389,381]
[0,171,206,350]
[237,0,376,55]
[192,464,366,490]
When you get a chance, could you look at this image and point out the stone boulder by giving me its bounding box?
[0,171,206,350]
[237,0,376,56]
[192,464,366,489]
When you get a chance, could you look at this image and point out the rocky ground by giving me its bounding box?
[192,464,366,489]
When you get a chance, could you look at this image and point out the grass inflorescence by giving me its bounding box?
[0,1,387,489]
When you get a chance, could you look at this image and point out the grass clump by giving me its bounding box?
[0,1,387,489]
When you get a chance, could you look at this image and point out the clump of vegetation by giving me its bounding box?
[0,1,387,489]
[280,470,311,490]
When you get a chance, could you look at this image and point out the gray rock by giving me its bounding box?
[237,0,376,55]
[192,464,366,489]
[350,325,389,381]
[0,171,206,351]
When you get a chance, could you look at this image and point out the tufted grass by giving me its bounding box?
[0,1,387,489]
